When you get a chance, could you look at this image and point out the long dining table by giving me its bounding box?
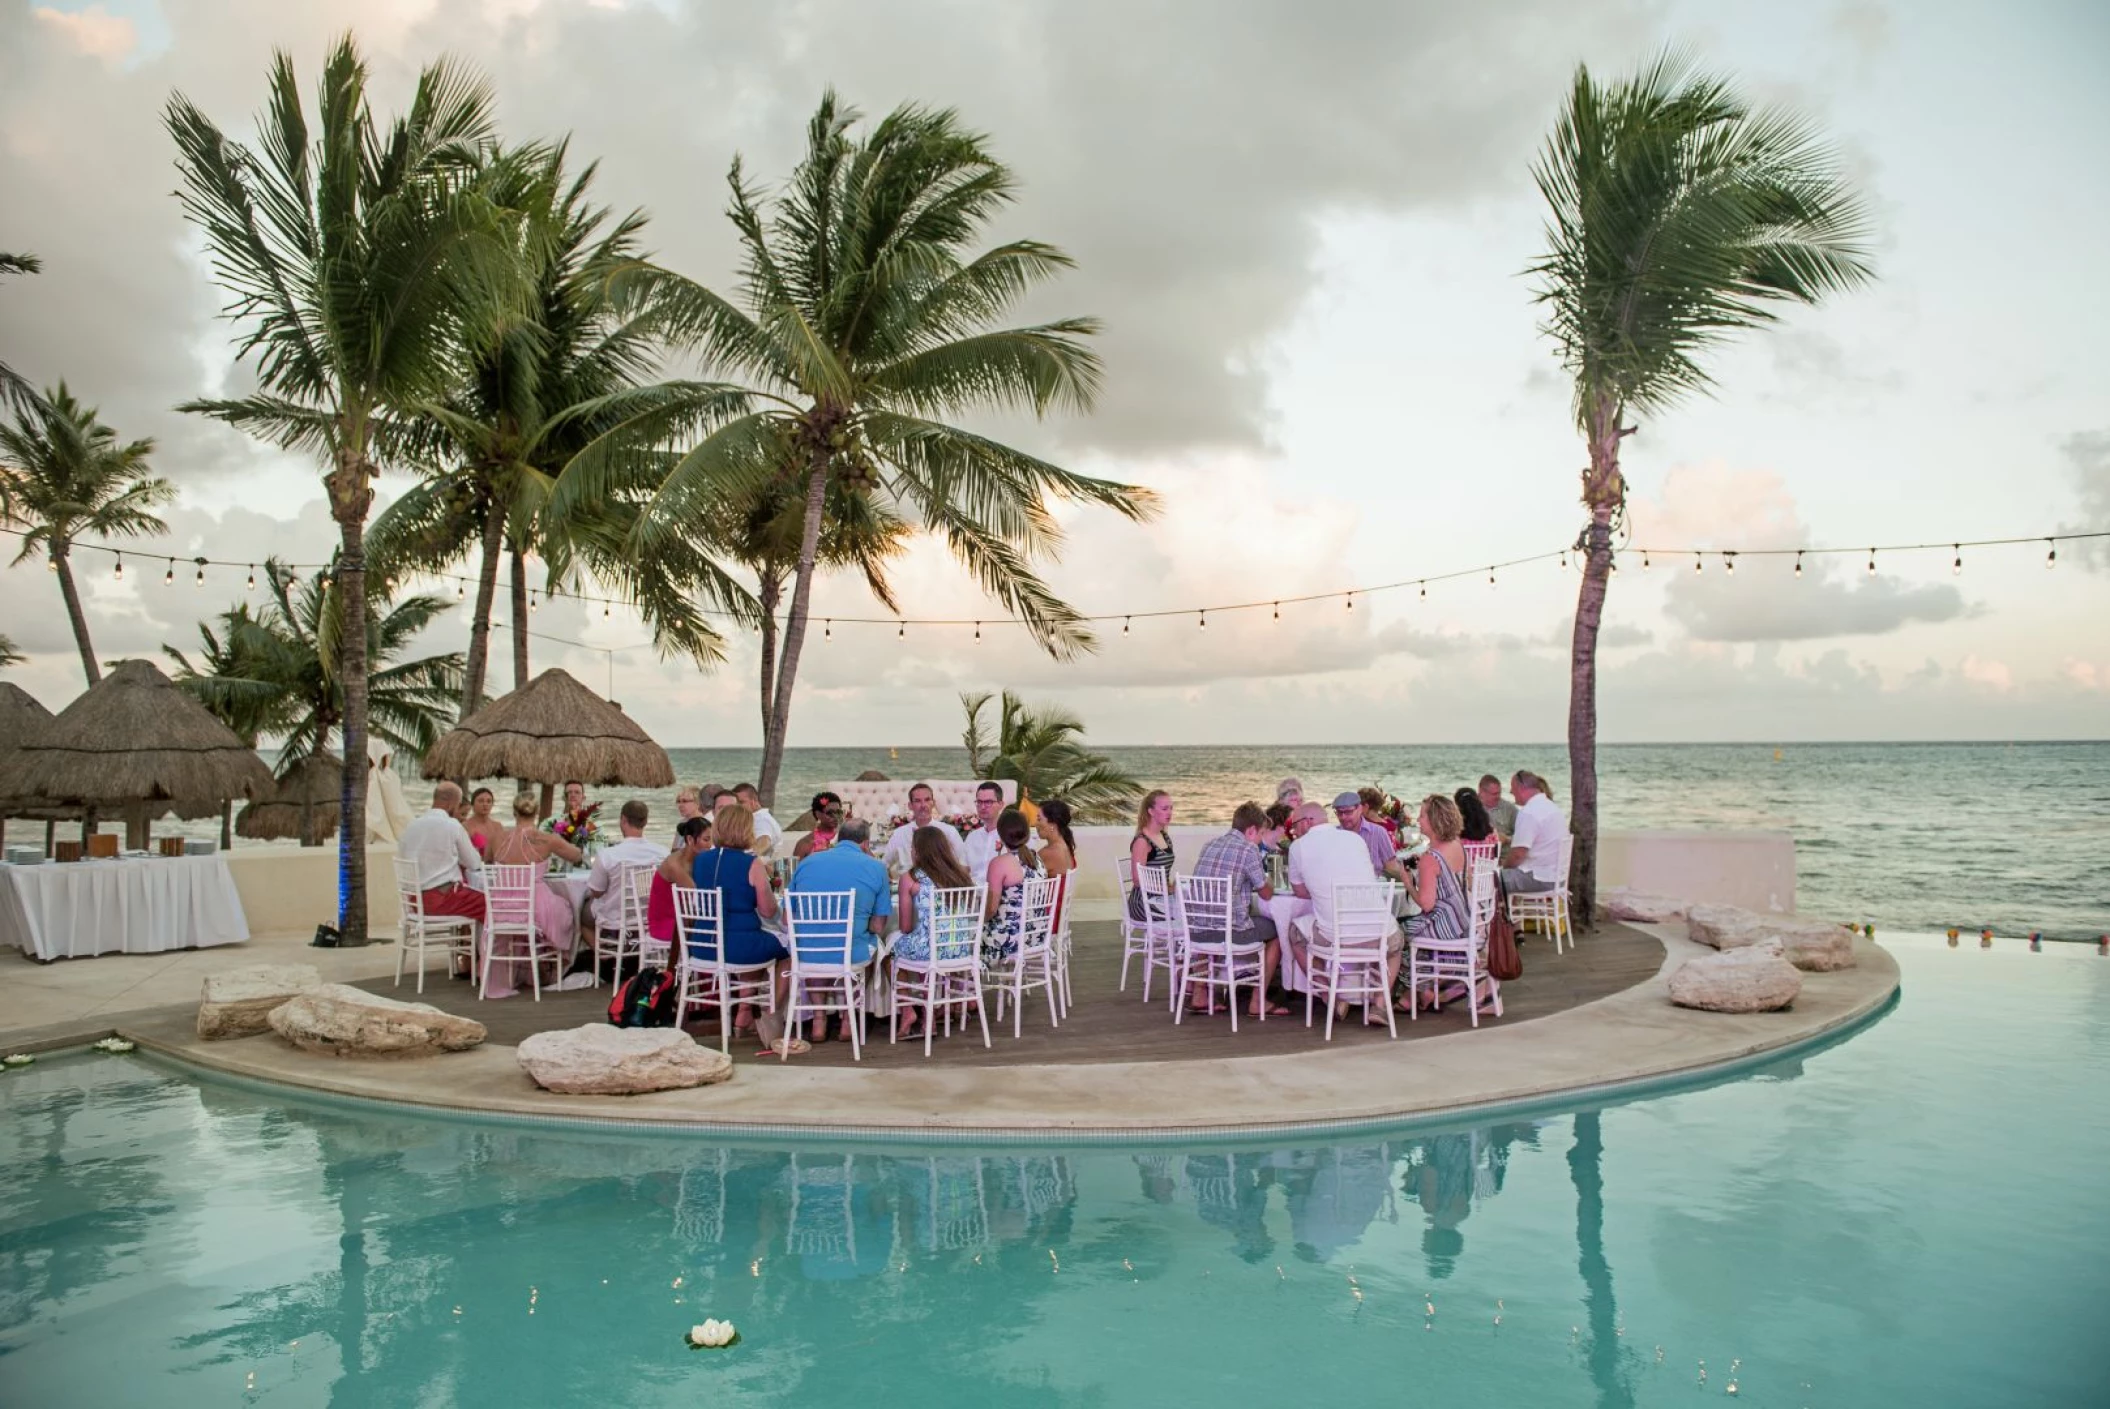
[0,854,250,962]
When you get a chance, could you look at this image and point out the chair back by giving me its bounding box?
[1176,873,1235,946]
[1019,875,1062,954]
[785,889,858,967]
[1466,858,1498,942]
[1115,856,1136,906]
[392,857,425,917]
[485,864,539,934]
[1461,838,1499,871]
[1136,862,1176,924]
[926,884,987,967]
[619,863,655,935]
[1322,881,1400,954]
[1551,834,1575,894]
[673,885,726,966]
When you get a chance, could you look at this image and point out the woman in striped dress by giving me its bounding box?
[1399,794,1472,1009]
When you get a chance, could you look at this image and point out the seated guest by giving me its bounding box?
[585,799,664,939]
[1478,774,1517,842]
[788,817,891,1042]
[690,805,798,1055]
[699,782,728,814]
[791,791,844,861]
[484,793,585,997]
[1400,796,1473,1009]
[962,780,1007,883]
[884,781,966,871]
[1191,802,1286,1019]
[1127,789,1175,919]
[1033,799,1077,878]
[892,825,977,1041]
[1501,771,1567,895]
[1290,800,1404,1009]
[546,779,599,845]
[982,808,1045,970]
[1359,786,1400,846]
[1454,788,1499,847]
[731,783,782,856]
[464,787,498,861]
[399,781,487,925]
[1331,791,1406,881]
[674,786,705,822]
[650,814,712,947]
[1262,802,1294,853]
[1275,777,1305,810]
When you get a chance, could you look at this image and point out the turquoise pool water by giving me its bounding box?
[2,938,2105,1406]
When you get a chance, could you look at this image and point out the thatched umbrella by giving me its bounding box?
[0,682,77,850]
[420,667,672,815]
[0,659,276,850]
[237,751,342,847]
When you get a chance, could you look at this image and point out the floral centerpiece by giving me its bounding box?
[546,802,601,853]
[945,812,981,834]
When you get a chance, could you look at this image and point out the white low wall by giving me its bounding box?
[223,827,1797,937]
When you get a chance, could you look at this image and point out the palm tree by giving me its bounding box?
[0,384,173,684]
[0,634,20,669]
[168,38,507,941]
[960,689,1141,822]
[564,92,1157,806]
[167,557,463,761]
[370,143,747,710]
[1527,53,1873,923]
[1,252,41,410]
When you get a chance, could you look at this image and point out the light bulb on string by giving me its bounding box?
[2047,537,2057,569]
[1198,610,1207,631]
[113,553,123,581]
[1122,616,1130,636]
[246,564,256,592]
[1271,602,1279,621]
[195,560,205,587]
[1794,551,1803,578]
[974,621,982,641]
[603,601,610,619]
[1560,548,1567,569]
[1418,582,1426,600]
[456,579,465,601]
[1867,548,1876,576]
[1487,566,1496,588]
[45,554,57,574]
[164,558,174,586]
[1723,552,1735,575]
[823,619,831,641]
[530,589,538,613]
[1953,545,1962,575]
[1345,591,1354,611]
[1642,551,1651,570]
[1694,552,1703,574]
[898,621,905,639]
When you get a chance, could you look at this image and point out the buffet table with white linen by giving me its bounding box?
[0,855,251,961]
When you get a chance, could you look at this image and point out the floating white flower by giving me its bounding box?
[91,1037,136,1054]
[1,1053,33,1067]
[686,1318,738,1349]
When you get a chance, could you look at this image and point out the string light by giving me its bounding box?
[897,621,905,639]
[1487,566,1496,588]
[974,621,981,641]
[823,619,831,641]
[164,558,174,586]
[1198,610,1207,630]
[1794,550,1803,578]
[1559,548,1567,569]
[1122,616,1130,636]
[529,589,538,613]
[2047,537,2057,569]
[1418,582,1426,599]
[1723,551,1735,575]
[45,554,56,574]
[1694,552,1703,574]
[113,553,123,581]
[1271,602,1279,620]
[1642,551,1651,570]
[195,560,205,587]
[246,564,256,592]
[1345,591,1353,611]
[456,579,465,601]
[1867,548,1876,576]
[603,601,610,618]
[1952,545,1962,575]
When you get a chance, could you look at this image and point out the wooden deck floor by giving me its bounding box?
[354,921,1663,1070]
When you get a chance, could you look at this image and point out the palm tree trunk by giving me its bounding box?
[757,456,830,808]
[52,547,99,685]
[328,444,374,944]
[1568,1110,1632,1409]
[508,544,529,691]
[460,499,505,713]
[756,572,781,755]
[1567,400,1622,933]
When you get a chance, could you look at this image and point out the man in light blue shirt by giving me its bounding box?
[787,817,890,962]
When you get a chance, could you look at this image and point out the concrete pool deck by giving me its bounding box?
[0,903,1901,1138]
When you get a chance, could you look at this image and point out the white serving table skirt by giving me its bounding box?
[0,855,251,961]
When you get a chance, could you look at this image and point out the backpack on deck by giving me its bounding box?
[608,965,680,1028]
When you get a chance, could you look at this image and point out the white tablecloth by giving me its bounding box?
[0,855,251,962]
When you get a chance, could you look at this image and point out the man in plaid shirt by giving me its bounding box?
[1191,802,1286,1018]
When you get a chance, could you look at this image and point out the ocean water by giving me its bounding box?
[153,741,2108,941]
[1,939,2105,1406]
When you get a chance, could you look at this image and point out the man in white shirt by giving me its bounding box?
[397,781,487,921]
[1501,771,1568,895]
[1283,801,1405,1002]
[882,781,966,871]
[585,799,665,934]
[732,783,782,856]
[959,780,1005,884]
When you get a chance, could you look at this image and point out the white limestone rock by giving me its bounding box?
[197,963,324,1040]
[1668,940,1803,1013]
[1601,889,1690,924]
[266,983,487,1057]
[1686,903,1857,972]
[516,1025,733,1095]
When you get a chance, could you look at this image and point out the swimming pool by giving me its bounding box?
[2,937,2102,1406]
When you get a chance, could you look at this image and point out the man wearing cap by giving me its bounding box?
[1331,791,1406,881]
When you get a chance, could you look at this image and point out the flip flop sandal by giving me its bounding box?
[762,1036,812,1057]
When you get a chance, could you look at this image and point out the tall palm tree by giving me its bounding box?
[168,38,508,941]
[960,689,1141,822]
[0,384,172,684]
[563,92,1157,806]
[1,252,42,411]
[370,143,747,710]
[166,558,463,761]
[1528,53,1873,922]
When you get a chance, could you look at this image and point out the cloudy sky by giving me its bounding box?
[2,0,2106,746]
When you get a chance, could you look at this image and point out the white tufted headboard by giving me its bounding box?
[829,778,1016,822]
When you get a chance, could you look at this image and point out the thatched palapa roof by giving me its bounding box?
[0,659,275,807]
[0,683,78,821]
[237,751,342,844]
[419,667,673,787]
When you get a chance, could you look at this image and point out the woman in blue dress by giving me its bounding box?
[690,804,801,1054]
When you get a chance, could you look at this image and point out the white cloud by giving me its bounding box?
[32,4,137,64]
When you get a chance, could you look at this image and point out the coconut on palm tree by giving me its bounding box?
[960,690,1140,822]
[564,92,1157,806]
[0,384,173,685]
[168,38,510,940]
[166,558,463,764]
[371,142,748,709]
[1528,52,1873,922]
